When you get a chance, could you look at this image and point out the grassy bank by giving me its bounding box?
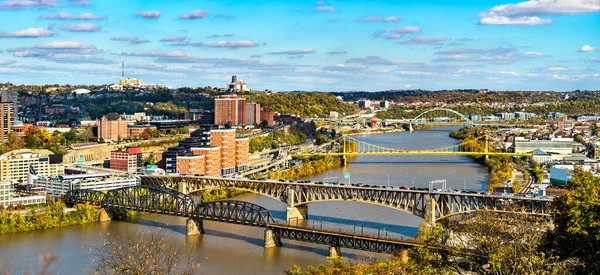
[0,201,100,233]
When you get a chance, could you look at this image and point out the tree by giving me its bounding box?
[91,228,199,275]
[550,167,600,274]
[24,127,51,149]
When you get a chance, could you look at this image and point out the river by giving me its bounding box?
[0,128,488,274]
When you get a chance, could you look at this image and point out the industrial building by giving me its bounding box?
[0,181,46,207]
[32,173,139,197]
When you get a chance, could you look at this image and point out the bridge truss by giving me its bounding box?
[139,176,552,221]
[63,185,275,227]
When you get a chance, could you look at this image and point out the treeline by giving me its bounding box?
[249,123,317,153]
[268,157,342,180]
[0,127,95,155]
[245,92,356,117]
[0,201,100,233]
[450,127,514,191]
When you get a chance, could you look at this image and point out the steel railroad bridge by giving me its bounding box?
[139,175,552,224]
[63,185,459,258]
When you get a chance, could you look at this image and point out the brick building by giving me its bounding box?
[260,110,275,126]
[214,95,246,126]
[110,147,142,173]
[246,102,261,125]
[128,124,157,139]
[162,125,249,176]
[98,113,128,142]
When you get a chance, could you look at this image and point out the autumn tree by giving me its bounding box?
[549,167,600,274]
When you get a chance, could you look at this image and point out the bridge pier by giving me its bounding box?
[286,204,308,223]
[98,208,111,222]
[424,197,437,225]
[178,181,188,194]
[341,155,347,166]
[328,246,342,258]
[264,228,280,248]
[186,219,204,235]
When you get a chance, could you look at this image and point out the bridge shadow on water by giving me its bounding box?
[269,209,419,237]
[119,218,186,234]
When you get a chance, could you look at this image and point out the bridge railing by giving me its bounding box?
[283,219,412,242]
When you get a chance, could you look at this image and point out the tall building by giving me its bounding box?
[1,90,18,121]
[0,149,64,181]
[260,110,275,126]
[163,125,249,176]
[358,100,371,108]
[246,102,261,125]
[210,129,237,175]
[214,95,247,126]
[0,103,15,142]
[98,113,128,142]
[110,147,142,173]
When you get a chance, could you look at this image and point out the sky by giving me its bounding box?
[0,0,599,91]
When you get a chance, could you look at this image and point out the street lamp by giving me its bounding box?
[385,174,390,187]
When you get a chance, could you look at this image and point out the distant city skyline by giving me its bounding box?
[0,0,598,91]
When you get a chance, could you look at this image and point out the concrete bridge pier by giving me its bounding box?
[424,197,437,225]
[328,246,342,258]
[178,181,188,194]
[186,218,204,235]
[286,188,308,222]
[264,229,280,248]
[286,204,308,223]
[98,208,111,222]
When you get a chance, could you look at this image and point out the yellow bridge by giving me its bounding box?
[293,135,531,157]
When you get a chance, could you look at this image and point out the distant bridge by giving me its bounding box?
[139,176,552,224]
[292,134,531,158]
[64,185,464,257]
[402,108,541,131]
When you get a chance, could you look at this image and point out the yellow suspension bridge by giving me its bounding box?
[293,135,531,157]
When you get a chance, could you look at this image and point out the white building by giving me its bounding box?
[33,173,138,197]
[329,111,339,118]
[0,149,64,182]
[0,181,46,207]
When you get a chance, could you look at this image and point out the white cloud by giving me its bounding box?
[552,74,570,80]
[160,36,187,42]
[400,70,433,76]
[137,11,161,19]
[479,0,600,26]
[327,50,347,55]
[39,12,105,20]
[0,59,16,65]
[206,40,258,48]
[111,36,150,44]
[268,48,316,55]
[0,27,55,38]
[546,66,567,71]
[59,23,101,32]
[588,57,600,62]
[179,10,209,19]
[401,36,448,44]
[322,64,367,72]
[314,6,336,12]
[479,15,552,26]
[576,45,597,52]
[403,84,415,88]
[359,16,400,22]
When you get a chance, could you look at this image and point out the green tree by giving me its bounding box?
[550,167,600,274]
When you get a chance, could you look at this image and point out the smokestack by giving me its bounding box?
[121,51,124,79]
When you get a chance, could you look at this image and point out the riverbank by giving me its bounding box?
[0,201,100,234]
[449,128,515,191]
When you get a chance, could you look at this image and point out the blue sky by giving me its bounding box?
[0,0,598,91]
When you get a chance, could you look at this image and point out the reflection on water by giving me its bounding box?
[0,128,487,274]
